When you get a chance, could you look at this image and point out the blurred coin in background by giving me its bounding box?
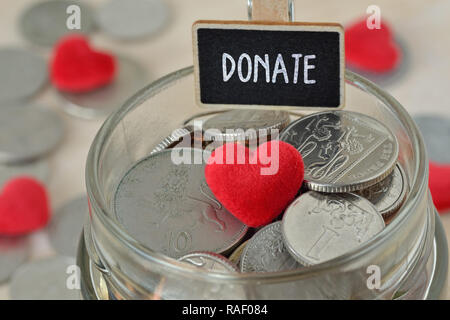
[0,158,49,187]
[96,0,169,40]
[0,236,28,284]
[0,48,47,104]
[19,0,95,47]
[9,256,80,300]
[0,105,64,164]
[48,196,89,257]
[413,114,450,164]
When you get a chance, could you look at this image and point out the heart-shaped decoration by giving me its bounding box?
[345,19,402,73]
[50,34,116,93]
[429,162,450,213]
[205,141,304,227]
[0,177,50,235]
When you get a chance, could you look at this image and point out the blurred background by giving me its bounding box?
[0,0,449,299]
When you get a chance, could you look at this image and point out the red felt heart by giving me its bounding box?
[345,18,402,73]
[0,177,50,235]
[429,162,450,213]
[205,141,304,227]
[50,34,116,93]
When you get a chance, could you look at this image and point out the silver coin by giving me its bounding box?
[19,0,95,46]
[203,109,290,142]
[0,105,64,164]
[150,126,201,155]
[355,163,408,218]
[9,256,80,300]
[0,236,28,284]
[282,191,385,265]
[57,56,147,119]
[114,148,248,258]
[0,48,47,104]
[179,252,238,273]
[96,0,169,40]
[240,222,301,272]
[413,114,450,163]
[48,196,89,257]
[280,111,399,192]
[0,158,49,187]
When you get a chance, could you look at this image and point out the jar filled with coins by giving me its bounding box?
[78,67,448,300]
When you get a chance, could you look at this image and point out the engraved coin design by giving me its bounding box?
[0,106,64,164]
[58,56,147,119]
[114,149,248,258]
[241,222,301,272]
[203,109,290,142]
[179,252,238,273]
[282,192,385,265]
[48,196,89,256]
[96,0,169,40]
[355,163,408,218]
[0,158,49,187]
[19,0,95,46]
[0,48,47,104]
[229,240,249,265]
[280,111,399,192]
[9,256,80,300]
[0,237,28,284]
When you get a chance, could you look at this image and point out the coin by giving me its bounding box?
[228,240,248,265]
[0,106,64,164]
[96,0,169,40]
[413,114,450,163]
[0,48,47,104]
[114,148,248,258]
[203,109,290,142]
[282,192,385,265]
[48,196,89,256]
[280,111,399,193]
[0,158,49,187]
[150,126,202,155]
[355,163,408,218]
[179,252,238,273]
[57,56,147,119]
[19,0,95,46]
[9,256,80,300]
[0,237,28,284]
[240,222,301,272]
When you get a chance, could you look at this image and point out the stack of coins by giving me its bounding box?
[111,108,408,299]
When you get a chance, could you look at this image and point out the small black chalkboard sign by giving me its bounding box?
[193,21,345,110]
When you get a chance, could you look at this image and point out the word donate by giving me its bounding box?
[193,21,344,110]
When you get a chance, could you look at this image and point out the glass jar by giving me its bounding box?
[78,67,448,300]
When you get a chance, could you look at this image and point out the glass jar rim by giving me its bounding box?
[85,67,428,283]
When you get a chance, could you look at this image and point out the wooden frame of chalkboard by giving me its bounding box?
[193,20,345,110]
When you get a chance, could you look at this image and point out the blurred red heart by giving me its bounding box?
[50,34,116,92]
[429,162,450,213]
[205,141,304,227]
[0,177,50,235]
[345,18,401,73]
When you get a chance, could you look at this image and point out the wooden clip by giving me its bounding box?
[249,0,293,22]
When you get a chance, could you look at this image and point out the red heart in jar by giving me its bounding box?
[50,34,116,92]
[205,141,304,227]
[0,177,50,235]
